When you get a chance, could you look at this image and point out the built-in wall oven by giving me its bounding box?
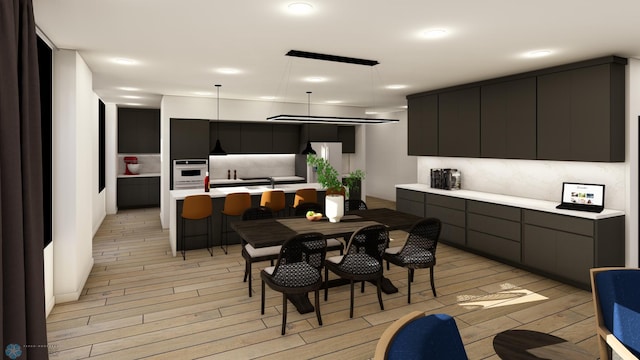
[172,159,208,190]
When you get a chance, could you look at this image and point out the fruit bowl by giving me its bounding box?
[306,213,323,221]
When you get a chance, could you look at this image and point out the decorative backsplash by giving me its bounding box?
[209,154,296,179]
[417,157,626,210]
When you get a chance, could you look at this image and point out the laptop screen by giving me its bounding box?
[560,182,605,207]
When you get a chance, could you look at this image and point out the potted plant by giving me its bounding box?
[306,154,365,222]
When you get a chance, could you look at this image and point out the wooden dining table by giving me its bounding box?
[230,208,424,313]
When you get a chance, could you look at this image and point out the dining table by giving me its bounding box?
[230,207,425,313]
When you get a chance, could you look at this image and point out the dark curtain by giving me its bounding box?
[1,0,49,359]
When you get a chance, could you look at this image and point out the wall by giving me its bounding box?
[105,103,118,214]
[626,58,639,267]
[159,95,366,228]
[50,50,99,305]
[365,110,416,201]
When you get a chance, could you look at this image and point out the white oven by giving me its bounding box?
[172,159,208,190]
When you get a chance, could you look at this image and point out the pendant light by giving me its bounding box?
[210,84,227,155]
[300,91,316,155]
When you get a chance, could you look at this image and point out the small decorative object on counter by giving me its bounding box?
[204,171,210,192]
[233,170,237,180]
[227,169,231,179]
[430,168,461,190]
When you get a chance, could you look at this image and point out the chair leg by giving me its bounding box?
[247,262,253,297]
[181,218,186,261]
[407,269,412,304]
[281,293,287,335]
[376,277,384,311]
[261,280,265,315]
[324,267,329,301]
[361,280,365,293]
[430,266,436,297]
[206,217,213,256]
[315,289,322,326]
[349,280,355,318]
[220,213,228,254]
[386,260,389,271]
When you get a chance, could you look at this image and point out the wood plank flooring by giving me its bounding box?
[46,197,599,359]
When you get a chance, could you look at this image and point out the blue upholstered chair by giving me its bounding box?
[374,311,468,360]
[590,268,640,360]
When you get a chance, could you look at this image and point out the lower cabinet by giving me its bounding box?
[425,194,466,246]
[117,177,160,209]
[396,188,425,216]
[467,201,521,263]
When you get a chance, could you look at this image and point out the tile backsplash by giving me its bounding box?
[209,154,296,179]
[417,157,626,210]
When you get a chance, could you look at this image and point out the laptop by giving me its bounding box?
[556,182,605,213]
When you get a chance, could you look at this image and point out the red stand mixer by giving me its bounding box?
[124,156,139,175]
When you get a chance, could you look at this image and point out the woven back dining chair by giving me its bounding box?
[241,206,278,297]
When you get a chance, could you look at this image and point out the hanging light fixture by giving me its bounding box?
[210,84,227,155]
[300,91,316,155]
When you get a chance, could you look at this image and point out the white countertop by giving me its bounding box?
[171,182,324,201]
[396,183,625,220]
[210,176,306,186]
[117,173,161,178]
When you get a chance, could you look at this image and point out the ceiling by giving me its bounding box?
[32,0,640,113]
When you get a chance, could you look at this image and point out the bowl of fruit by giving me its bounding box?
[306,211,323,221]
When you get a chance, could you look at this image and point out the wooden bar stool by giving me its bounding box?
[291,188,318,215]
[260,190,286,217]
[181,195,213,260]
[221,192,251,254]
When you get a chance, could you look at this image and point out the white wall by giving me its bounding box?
[159,95,367,228]
[105,103,118,214]
[50,50,99,305]
[626,58,639,267]
[365,110,416,201]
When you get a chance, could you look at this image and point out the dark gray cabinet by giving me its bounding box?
[118,108,160,153]
[425,193,466,246]
[407,94,438,156]
[170,119,210,160]
[302,124,338,143]
[210,122,242,154]
[338,126,356,153]
[438,87,480,157]
[481,78,536,159]
[396,188,425,217]
[467,201,521,263]
[241,123,272,153]
[272,124,300,153]
[117,176,160,208]
[537,63,625,162]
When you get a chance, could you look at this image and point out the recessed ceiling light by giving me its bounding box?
[386,84,407,90]
[287,2,314,15]
[304,76,326,82]
[112,58,137,65]
[421,29,448,39]
[194,91,213,96]
[261,96,277,100]
[119,87,139,91]
[526,50,552,58]
[122,95,142,99]
[123,103,143,106]
[217,68,241,74]
[365,111,379,115]
[326,100,342,104]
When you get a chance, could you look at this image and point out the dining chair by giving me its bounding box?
[220,192,251,254]
[260,190,286,217]
[261,232,327,335]
[180,195,213,260]
[324,224,389,318]
[383,218,441,303]
[590,267,640,360]
[345,199,368,211]
[291,188,318,215]
[293,202,344,255]
[241,206,279,297]
[374,311,468,360]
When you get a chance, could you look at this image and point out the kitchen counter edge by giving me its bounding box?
[395,183,625,220]
[171,183,325,201]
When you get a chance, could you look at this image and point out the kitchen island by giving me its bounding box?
[169,183,325,257]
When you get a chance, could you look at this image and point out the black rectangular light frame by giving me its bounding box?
[266,114,398,124]
[286,50,379,66]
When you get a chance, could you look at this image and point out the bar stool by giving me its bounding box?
[181,195,213,260]
[260,190,286,217]
[221,192,251,254]
[291,188,318,215]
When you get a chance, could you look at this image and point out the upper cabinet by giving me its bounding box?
[438,87,480,157]
[241,122,272,153]
[407,94,438,156]
[170,119,210,160]
[537,63,625,162]
[118,108,160,153]
[272,124,300,154]
[481,77,536,159]
[406,56,627,162]
[338,126,356,153]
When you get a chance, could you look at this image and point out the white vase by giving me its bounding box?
[325,194,344,223]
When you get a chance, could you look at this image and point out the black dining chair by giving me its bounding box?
[241,206,279,297]
[324,224,389,318]
[261,232,327,335]
[383,218,441,303]
[345,199,368,211]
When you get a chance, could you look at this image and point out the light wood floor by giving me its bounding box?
[46,197,599,359]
